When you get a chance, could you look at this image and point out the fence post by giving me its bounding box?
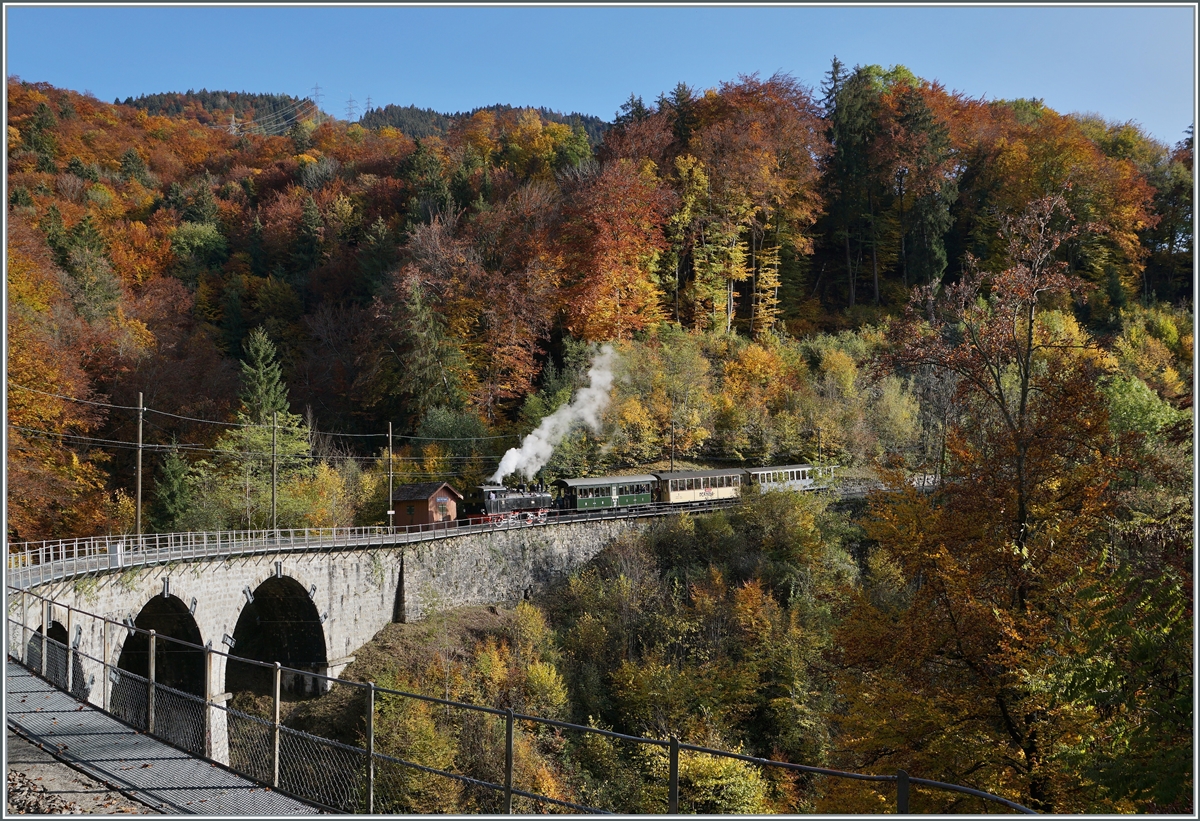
[366,682,375,814]
[41,599,49,678]
[273,662,282,788]
[147,630,156,735]
[101,618,109,713]
[669,736,680,814]
[204,646,213,759]
[896,769,910,814]
[504,708,514,814]
[21,590,28,665]
[65,605,73,694]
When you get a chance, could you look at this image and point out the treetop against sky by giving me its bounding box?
[4,4,1195,144]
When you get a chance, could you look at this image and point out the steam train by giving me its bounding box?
[473,465,835,523]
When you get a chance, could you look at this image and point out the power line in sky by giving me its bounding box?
[7,382,520,442]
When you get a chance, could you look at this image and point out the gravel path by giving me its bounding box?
[7,728,157,814]
[7,662,320,815]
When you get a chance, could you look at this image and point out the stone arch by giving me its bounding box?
[115,594,206,693]
[225,575,328,697]
[111,594,206,754]
[26,620,85,699]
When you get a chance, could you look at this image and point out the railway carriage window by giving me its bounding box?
[685,479,693,490]
[733,475,740,487]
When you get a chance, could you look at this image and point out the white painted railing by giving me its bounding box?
[6,501,741,590]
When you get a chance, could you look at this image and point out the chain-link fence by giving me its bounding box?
[153,683,208,757]
[108,667,150,732]
[224,706,274,786]
[279,726,367,812]
[7,587,1037,815]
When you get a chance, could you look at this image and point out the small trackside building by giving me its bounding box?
[392,482,463,526]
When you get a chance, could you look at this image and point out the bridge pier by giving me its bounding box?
[206,648,230,766]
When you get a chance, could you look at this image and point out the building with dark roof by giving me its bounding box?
[391,482,463,526]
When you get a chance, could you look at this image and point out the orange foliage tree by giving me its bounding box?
[826,195,1127,812]
[559,159,673,341]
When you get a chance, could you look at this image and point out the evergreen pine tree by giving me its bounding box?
[151,449,192,532]
[403,141,452,227]
[239,327,290,424]
[397,276,465,419]
[183,176,220,225]
[292,195,325,273]
[119,147,149,185]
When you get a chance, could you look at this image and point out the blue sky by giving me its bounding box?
[5,5,1196,145]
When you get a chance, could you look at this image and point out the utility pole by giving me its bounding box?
[228,112,238,135]
[364,95,372,114]
[271,412,278,531]
[387,423,394,530]
[345,96,358,122]
[136,392,143,542]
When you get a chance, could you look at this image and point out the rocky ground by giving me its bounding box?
[6,729,157,815]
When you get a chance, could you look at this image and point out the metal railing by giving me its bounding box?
[5,500,744,590]
[6,588,1035,814]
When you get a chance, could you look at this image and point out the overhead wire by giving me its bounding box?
[199,96,317,135]
[10,422,507,466]
[8,382,519,442]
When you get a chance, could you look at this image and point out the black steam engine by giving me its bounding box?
[477,483,553,523]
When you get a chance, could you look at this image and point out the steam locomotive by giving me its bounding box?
[472,465,834,523]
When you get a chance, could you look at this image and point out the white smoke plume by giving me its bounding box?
[490,345,617,483]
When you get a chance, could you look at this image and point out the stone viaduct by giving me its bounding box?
[8,515,657,764]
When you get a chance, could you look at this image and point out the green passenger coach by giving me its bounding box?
[552,475,657,510]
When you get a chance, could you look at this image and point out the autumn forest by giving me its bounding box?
[5,64,1193,812]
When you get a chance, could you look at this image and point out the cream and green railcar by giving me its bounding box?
[652,469,745,504]
[553,475,657,511]
[746,464,835,493]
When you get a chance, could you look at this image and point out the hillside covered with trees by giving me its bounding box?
[6,66,1193,812]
